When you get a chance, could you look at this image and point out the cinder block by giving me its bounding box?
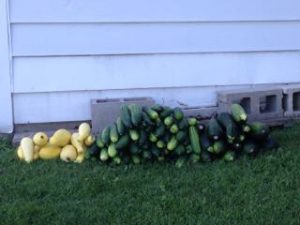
[282,84,300,117]
[218,87,284,120]
[91,97,155,134]
[182,106,218,120]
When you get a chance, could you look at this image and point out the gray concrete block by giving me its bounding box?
[281,84,300,117]
[217,87,284,120]
[91,97,155,134]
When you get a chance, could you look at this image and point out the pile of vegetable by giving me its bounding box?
[87,103,279,166]
[17,123,95,163]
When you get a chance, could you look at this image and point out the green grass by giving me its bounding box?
[1,125,300,225]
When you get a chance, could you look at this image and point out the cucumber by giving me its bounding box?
[160,107,173,118]
[129,143,140,154]
[85,143,100,159]
[110,123,119,143]
[185,145,193,154]
[144,107,159,120]
[231,104,247,123]
[262,137,279,151]
[217,113,239,143]
[189,126,202,154]
[100,148,109,162]
[138,130,147,146]
[154,125,166,138]
[174,107,184,121]
[151,104,163,113]
[175,145,186,156]
[96,135,105,148]
[120,105,132,128]
[170,124,179,134]
[178,118,189,130]
[116,117,126,135]
[197,123,206,133]
[149,133,158,143]
[101,126,111,145]
[190,154,200,163]
[201,150,212,162]
[167,136,178,151]
[142,112,155,126]
[212,140,226,155]
[223,151,236,162]
[108,144,118,158]
[112,156,122,165]
[176,131,187,143]
[250,122,270,141]
[115,134,130,150]
[156,140,165,149]
[207,118,223,141]
[200,133,213,153]
[164,116,174,127]
[129,129,139,141]
[128,104,143,126]
[132,155,141,164]
[188,117,197,126]
[242,124,251,133]
[243,140,258,154]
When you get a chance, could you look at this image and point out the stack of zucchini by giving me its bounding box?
[86,103,279,165]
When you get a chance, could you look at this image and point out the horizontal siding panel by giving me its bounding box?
[13,52,300,93]
[13,84,259,123]
[12,22,300,56]
[10,0,300,23]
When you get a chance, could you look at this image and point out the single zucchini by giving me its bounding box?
[144,107,159,120]
[110,123,119,143]
[231,104,247,123]
[212,140,226,155]
[188,117,198,126]
[128,104,143,126]
[178,118,189,130]
[129,129,139,141]
[217,113,239,142]
[174,107,184,121]
[154,125,166,138]
[120,105,132,128]
[160,107,173,118]
[189,126,202,154]
[108,144,118,158]
[176,131,187,143]
[167,136,178,151]
[115,134,130,150]
[207,117,223,141]
[100,148,109,162]
[116,117,126,135]
[96,135,105,148]
[170,124,179,134]
[223,151,236,162]
[164,116,174,127]
[101,126,111,145]
[200,133,213,153]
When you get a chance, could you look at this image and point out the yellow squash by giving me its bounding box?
[49,129,71,147]
[39,145,61,160]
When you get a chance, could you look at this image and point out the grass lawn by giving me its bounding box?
[0,125,300,225]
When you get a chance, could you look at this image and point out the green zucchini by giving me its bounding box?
[231,104,247,123]
[174,107,184,120]
[151,104,163,113]
[100,148,109,162]
[200,133,213,152]
[120,105,132,128]
[178,118,189,130]
[156,140,165,149]
[250,122,270,141]
[149,133,158,143]
[154,125,166,138]
[170,124,179,134]
[142,112,155,126]
[164,116,174,127]
[223,151,236,162]
[96,135,105,148]
[138,130,147,146]
[217,113,239,142]
[190,154,200,163]
[176,131,187,143]
[129,143,140,154]
[160,107,173,118]
[85,143,100,159]
[112,156,122,165]
[128,104,143,126]
[243,140,258,154]
[110,123,119,143]
[185,145,193,154]
[207,118,223,140]
[144,107,159,120]
[212,140,226,155]
[129,129,139,141]
[108,144,118,158]
[175,145,186,156]
[116,117,126,135]
[189,126,202,154]
[115,134,130,150]
[167,136,178,151]
[101,126,111,145]
[188,117,198,126]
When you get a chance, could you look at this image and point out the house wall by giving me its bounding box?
[4,0,300,127]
